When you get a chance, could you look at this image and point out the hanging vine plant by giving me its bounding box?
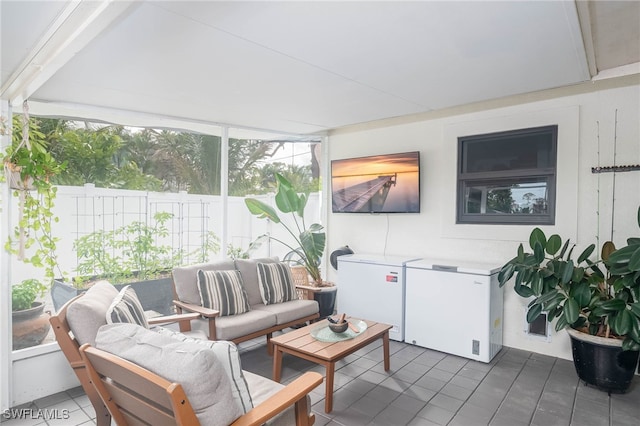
[2,102,66,281]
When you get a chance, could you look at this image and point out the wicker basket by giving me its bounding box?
[290,266,311,300]
[290,266,310,287]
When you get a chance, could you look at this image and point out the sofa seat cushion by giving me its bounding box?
[96,323,242,426]
[234,257,279,306]
[243,371,300,426]
[252,300,319,325]
[173,260,236,305]
[214,309,277,341]
[67,280,119,346]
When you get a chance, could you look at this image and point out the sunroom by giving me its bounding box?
[1,1,639,425]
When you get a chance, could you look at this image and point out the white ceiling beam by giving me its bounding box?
[574,0,597,78]
[0,0,138,104]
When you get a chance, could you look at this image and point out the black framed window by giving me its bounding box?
[457,125,557,225]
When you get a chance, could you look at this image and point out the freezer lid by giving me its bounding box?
[406,259,502,275]
[337,253,422,266]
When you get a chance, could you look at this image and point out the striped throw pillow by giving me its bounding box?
[256,262,297,305]
[106,286,149,328]
[197,270,250,316]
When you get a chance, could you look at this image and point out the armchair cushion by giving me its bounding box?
[66,280,119,346]
[106,286,149,328]
[257,262,297,305]
[156,328,253,413]
[197,270,250,316]
[96,323,243,426]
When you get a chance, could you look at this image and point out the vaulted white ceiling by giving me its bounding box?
[1,1,639,137]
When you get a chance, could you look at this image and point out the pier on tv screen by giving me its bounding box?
[331,151,420,213]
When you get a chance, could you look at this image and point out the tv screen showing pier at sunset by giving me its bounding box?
[331,151,420,213]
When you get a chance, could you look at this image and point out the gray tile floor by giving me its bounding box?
[3,335,639,426]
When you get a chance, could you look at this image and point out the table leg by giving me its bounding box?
[273,346,283,382]
[383,330,390,372]
[324,362,335,413]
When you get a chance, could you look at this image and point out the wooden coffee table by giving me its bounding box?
[271,318,392,413]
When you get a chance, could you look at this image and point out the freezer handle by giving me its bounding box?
[432,264,458,272]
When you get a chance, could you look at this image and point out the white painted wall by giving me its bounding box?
[326,77,640,361]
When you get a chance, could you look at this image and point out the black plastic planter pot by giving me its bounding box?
[567,328,639,394]
[51,276,174,315]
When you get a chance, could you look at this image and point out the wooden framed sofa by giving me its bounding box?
[172,257,320,352]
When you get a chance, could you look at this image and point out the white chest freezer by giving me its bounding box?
[405,260,503,362]
[337,254,421,341]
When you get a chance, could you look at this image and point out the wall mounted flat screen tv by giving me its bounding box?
[331,151,420,213]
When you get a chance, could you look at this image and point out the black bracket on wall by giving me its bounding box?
[591,165,640,174]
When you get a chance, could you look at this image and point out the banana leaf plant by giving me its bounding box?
[245,173,326,284]
[498,206,640,351]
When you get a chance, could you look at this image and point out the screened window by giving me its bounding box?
[457,125,557,224]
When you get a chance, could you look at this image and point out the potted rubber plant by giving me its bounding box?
[498,206,640,393]
[245,173,327,285]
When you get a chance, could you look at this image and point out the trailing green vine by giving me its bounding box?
[3,112,66,283]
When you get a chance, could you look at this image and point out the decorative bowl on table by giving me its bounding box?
[328,321,349,333]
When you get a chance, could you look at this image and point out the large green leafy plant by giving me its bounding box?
[73,212,220,286]
[498,206,640,351]
[245,173,326,284]
[3,114,66,283]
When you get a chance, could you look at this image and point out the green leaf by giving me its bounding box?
[547,235,561,255]
[529,228,546,251]
[629,302,640,318]
[527,303,543,323]
[629,246,640,271]
[560,260,574,284]
[498,264,515,287]
[517,244,524,262]
[531,272,543,296]
[622,339,640,352]
[608,244,639,267]
[612,309,632,336]
[297,193,308,218]
[533,242,545,264]
[571,282,591,308]
[577,244,595,263]
[244,198,281,223]
[558,239,571,259]
[275,185,300,214]
[555,314,568,332]
[600,298,626,312]
[515,284,534,298]
[564,298,579,324]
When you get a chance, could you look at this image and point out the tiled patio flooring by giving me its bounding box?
[3,334,639,426]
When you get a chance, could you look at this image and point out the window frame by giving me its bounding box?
[456,125,558,225]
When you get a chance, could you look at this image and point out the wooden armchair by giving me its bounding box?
[79,344,323,426]
[49,282,202,426]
